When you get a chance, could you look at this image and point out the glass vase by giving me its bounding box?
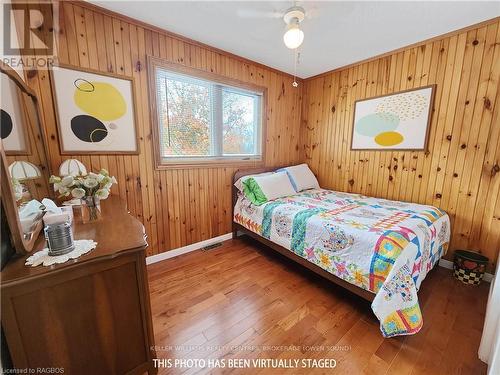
[81,196,101,223]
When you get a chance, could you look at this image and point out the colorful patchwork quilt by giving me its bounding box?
[234,188,450,338]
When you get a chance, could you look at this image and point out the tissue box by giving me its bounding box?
[43,212,72,226]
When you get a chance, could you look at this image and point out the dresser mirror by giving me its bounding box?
[1,62,52,255]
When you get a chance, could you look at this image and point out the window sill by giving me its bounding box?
[155,158,265,170]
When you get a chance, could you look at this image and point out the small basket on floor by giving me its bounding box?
[453,250,489,285]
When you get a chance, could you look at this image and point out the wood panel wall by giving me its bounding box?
[22,1,499,268]
[26,1,302,256]
[301,18,500,268]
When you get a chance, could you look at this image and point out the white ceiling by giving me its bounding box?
[90,1,500,78]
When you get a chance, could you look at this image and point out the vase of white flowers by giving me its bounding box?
[81,195,101,223]
[49,169,117,223]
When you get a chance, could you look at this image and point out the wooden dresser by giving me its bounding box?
[1,197,157,374]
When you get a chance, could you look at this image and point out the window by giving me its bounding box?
[150,58,265,167]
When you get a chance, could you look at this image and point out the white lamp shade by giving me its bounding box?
[59,159,87,176]
[8,161,42,181]
[283,24,304,49]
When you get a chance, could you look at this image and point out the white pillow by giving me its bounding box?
[278,164,319,192]
[234,171,274,192]
[242,171,296,205]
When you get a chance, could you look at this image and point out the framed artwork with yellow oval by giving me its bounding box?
[351,85,435,151]
[50,64,139,154]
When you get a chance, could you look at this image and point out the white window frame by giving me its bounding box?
[148,57,267,169]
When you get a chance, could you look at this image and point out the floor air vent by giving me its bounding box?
[202,242,223,251]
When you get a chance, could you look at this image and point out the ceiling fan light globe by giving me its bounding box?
[283,26,304,49]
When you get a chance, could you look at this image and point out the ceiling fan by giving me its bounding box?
[237,4,316,50]
[236,4,318,20]
[237,3,312,87]
[282,6,306,49]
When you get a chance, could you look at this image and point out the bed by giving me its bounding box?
[232,167,451,338]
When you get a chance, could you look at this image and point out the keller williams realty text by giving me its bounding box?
[153,358,337,369]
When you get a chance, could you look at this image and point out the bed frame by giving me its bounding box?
[232,167,375,302]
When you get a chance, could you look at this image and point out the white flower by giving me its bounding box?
[83,178,99,189]
[50,170,115,198]
[61,175,74,187]
[58,187,70,197]
[71,188,86,199]
[49,175,61,184]
[100,176,110,185]
[95,188,110,200]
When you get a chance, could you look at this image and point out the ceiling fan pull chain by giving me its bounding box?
[293,49,300,87]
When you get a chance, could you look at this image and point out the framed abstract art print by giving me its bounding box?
[351,85,435,151]
[50,64,139,154]
[1,73,30,155]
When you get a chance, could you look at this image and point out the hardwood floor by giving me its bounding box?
[147,237,489,375]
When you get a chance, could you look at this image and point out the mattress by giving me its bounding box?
[234,188,450,337]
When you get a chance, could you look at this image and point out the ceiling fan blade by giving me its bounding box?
[305,8,319,19]
[236,9,283,19]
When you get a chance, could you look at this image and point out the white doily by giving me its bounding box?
[25,240,98,267]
